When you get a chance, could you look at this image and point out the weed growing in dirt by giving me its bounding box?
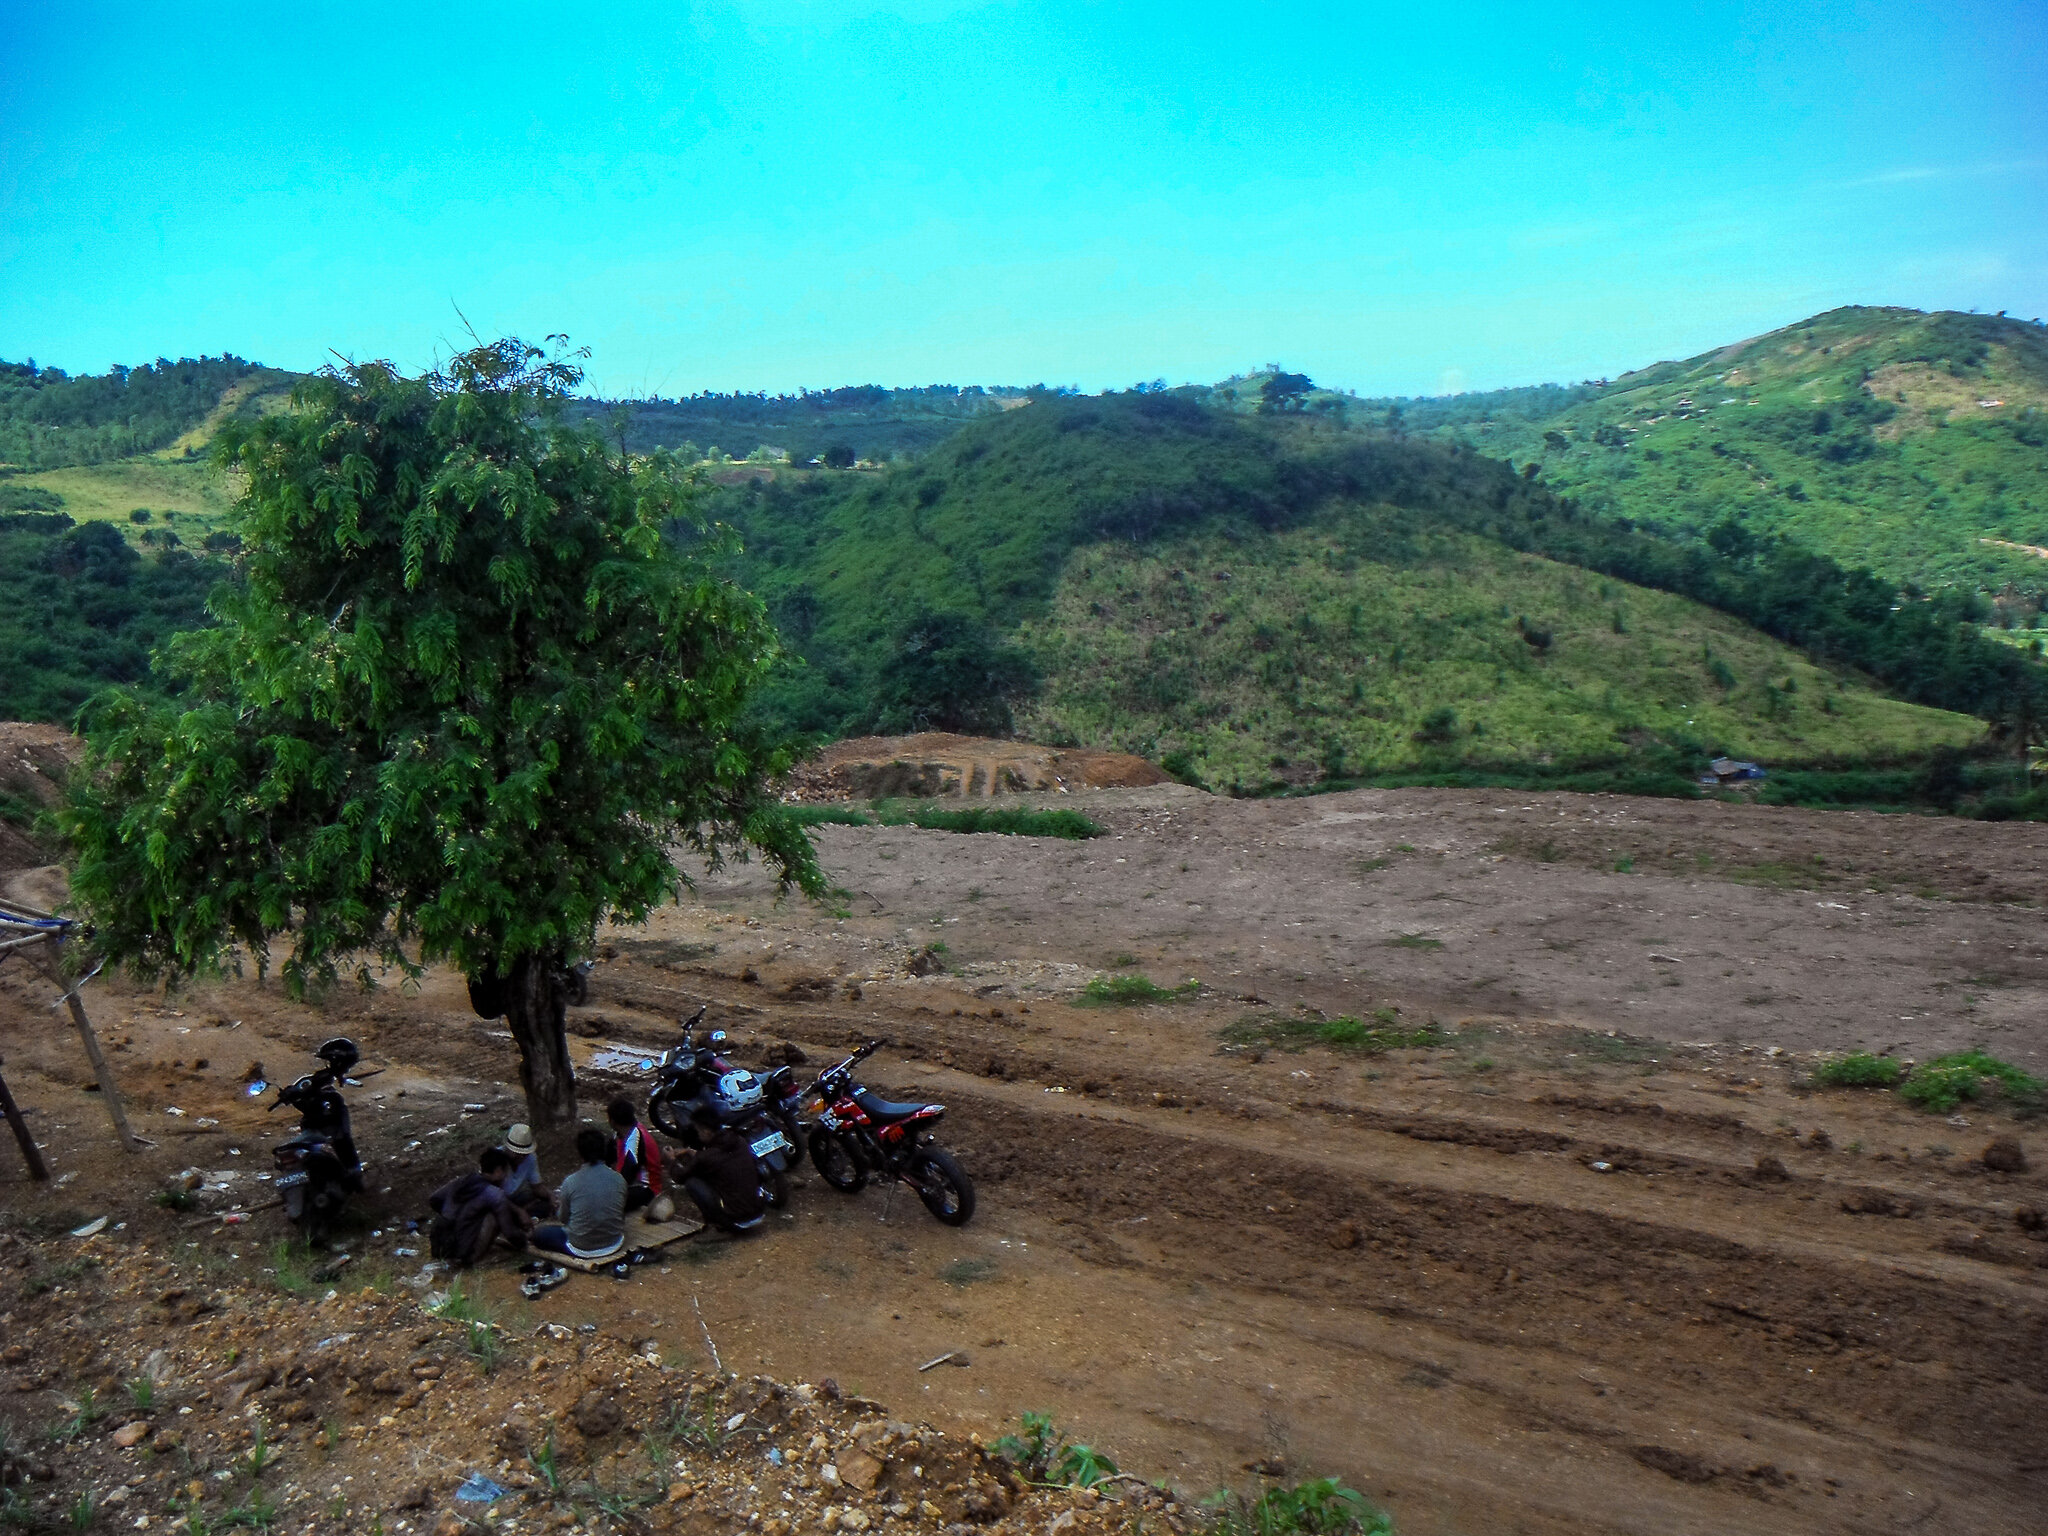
[1812,1053,1907,1089]
[463,1320,502,1374]
[50,1388,104,1443]
[125,1375,155,1411]
[1387,933,1443,950]
[219,1486,279,1531]
[1081,975,1201,1005]
[0,1487,30,1529]
[153,1186,197,1212]
[240,1420,278,1479]
[1898,1051,2043,1113]
[1224,1012,1443,1056]
[940,1257,999,1288]
[1207,1477,1392,1536]
[532,1432,564,1495]
[992,1412,1119,1489]
[67,1492,94,1531]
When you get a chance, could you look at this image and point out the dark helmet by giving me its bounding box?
[315,1037,360,1076]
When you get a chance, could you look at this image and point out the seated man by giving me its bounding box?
[532,1127,628,1261]
[428,1147,530,1268]
[673,1106,769,1235]
[500,1123,553,1219]
[607,1096,666,1218]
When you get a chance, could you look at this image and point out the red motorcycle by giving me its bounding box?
[806,1041,975,1226]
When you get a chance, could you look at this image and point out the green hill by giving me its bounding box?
[1353,308,2048,600]
[706,392,2010,786]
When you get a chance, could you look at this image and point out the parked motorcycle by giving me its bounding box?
[270,1037,364,1243]
[806,1040,976,1225]
[646,1008,800,1205]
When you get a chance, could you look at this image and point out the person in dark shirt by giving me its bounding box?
[428,1147,530,1267]
[674,1106,768,1234]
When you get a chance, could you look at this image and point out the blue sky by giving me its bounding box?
[3,1,2043,397]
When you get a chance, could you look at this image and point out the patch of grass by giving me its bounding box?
[1387,933,1443,951]
[266,1240,316,1297]
[25,1256,97,1296]
[1207,1477,1393,1536]
[153,1185,197,1213]
[1812,1052,1907,1089]
[531,1432,564,1496]
[939,1257,999,1288]
[1897,1051,2043,1114]
[1225,1010,1444,1055]
[218,1486,279,1532]
[1079,974,1202,1005]
[786,804,874,829]
[1109,952,1140,968]
[427,1278,488,1323]
[125,1376,156,1412]
[68,1492,95,1531]
[788,801,1101,839]
[1720,861,1826,890]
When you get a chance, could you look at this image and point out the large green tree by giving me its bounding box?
[59,340,821,1125]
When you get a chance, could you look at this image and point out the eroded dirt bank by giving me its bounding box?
[3,785,2044,1535]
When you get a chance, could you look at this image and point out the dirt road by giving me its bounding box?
[3,785,2043,1534]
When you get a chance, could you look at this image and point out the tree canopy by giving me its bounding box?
[60,339,821,1124]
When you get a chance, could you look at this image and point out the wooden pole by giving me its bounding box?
[33,939,141,1153]
[0,1055,48,1181]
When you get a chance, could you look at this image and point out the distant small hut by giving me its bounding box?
[1701,757,1766,787]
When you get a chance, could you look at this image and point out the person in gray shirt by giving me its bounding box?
[532,1127,627,1259]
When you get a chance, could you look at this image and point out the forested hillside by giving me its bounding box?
[700,392,2014,787]
[0,513,223,722]
[563,383,1037,466]
[0,355,294,471]
[1351,308,2048,599]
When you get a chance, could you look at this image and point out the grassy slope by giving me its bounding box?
[11,458,238,545]
[1019,521,1978,788]
[1379,308,2048,595]
[712,394,1983,774]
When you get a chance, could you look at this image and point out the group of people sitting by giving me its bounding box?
[427,1095,770,1274]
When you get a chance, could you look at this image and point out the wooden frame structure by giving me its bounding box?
[0,892,140,1174]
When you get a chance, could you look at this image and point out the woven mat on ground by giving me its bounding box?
[548,1217,704,1271]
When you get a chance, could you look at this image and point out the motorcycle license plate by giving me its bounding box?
[750,1131,792,1159]
[275,1172,310,1189]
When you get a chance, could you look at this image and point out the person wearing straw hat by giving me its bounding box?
[500,1123,554,1219]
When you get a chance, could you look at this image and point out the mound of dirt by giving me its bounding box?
[785,734,1169,801]
[0,721,79,875]
[0,1224,1188,1536]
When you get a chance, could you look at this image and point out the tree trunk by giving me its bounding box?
[503,952,577,1129]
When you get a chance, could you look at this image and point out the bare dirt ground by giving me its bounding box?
[4,784,2046,1535]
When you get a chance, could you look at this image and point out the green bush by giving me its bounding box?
[1811,1052,1906,1089]
[787,802,1101,839]
[1897,1051,2043,1113]
[1080,974,1200,1005]
[1208,1477,1392,1536]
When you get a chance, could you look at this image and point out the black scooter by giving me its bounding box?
[271,1037,365,1243]
[646,1008,803,1204]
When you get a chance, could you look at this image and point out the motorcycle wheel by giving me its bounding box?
[648,1093,686,1140]
[807,1127,867,1193]
[908,1146,975,1226]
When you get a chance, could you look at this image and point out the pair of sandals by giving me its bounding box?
[519,1260,569,1299]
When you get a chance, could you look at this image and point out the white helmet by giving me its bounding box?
[709,1069,764,1118]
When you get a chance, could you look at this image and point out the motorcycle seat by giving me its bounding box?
[854,1089,932,1122]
